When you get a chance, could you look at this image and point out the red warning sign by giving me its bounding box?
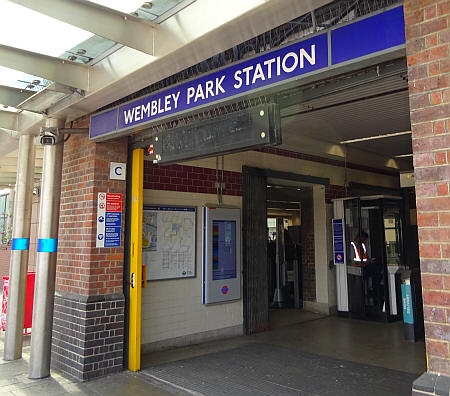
[106,193,122,212]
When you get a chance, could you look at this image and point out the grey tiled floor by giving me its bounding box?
[0,333,171,396]
[0,311,427,396]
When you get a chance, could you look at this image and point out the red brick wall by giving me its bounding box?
[325,184,348,203]
[257,147,398,177]
[404,0,450,376]
[144,161,242,196]
[301,192,315,302]
[56,122,127,297]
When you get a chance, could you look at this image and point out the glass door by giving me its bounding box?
[343,198,365,318]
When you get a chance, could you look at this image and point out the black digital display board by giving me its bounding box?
[148,103,281,164]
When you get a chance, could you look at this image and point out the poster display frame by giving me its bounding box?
[202,206,241,305]
[142,205,197,282]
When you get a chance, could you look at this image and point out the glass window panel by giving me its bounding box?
[384,208,401,266]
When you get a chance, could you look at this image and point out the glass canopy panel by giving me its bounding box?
[0,0,192,100]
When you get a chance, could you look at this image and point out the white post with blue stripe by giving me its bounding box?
[29,118,65,379]
[4,134,36,361]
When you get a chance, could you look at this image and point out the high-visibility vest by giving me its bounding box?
[351,242,367,266]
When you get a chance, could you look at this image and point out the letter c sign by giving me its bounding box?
[110,162,126,180]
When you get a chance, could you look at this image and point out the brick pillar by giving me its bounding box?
[51,121,128,381]
[301,191,315,302]
[404,2,450,395]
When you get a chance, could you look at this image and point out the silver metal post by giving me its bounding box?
[29,118,64,379]
[6,185,15,235]
[4,135,35,361]
[272,217,285,308]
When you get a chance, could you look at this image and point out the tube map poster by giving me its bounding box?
[142,206,196,280]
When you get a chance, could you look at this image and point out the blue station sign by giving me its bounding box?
[90,6,405,141]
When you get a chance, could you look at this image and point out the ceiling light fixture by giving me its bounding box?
[394,154,413,158]
[340,131,412,145]
[141,2,152,9]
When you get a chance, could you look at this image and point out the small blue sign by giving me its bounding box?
[333,219,345,264]
[401,283,414,324]
[335,252,344,264]
[105,212,121,227]
[334,239,344,252]
[332,219,344,237]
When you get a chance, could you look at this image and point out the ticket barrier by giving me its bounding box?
[333,196,408,322]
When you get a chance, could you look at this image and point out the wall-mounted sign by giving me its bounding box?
[110,162,126,180]
[203,207,241,304]
[333,218,345,265]
[96,193,122,248]
[90,7,405,141]
[142,206,196,281]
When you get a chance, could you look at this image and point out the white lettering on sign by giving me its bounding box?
[122,45,316,126]
[186,76,226,105]
[234,45,316,89]
[123,92,181,124]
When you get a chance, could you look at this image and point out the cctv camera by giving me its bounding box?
[39,127,59,145]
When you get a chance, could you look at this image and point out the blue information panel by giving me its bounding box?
[96,193,122,248]
[203,207,241,304]
[212,220,237,280]
[333,219,345,264]
[401,283,414,324]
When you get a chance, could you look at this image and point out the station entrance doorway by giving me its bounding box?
[266,182,315,328]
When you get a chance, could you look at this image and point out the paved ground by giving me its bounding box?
[0,333,171,396]
[141,311,426,395]
[143,310,426,375]
[0,311,426,396]
[143,343,418,396]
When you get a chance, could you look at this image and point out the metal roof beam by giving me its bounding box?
[9,0,157,56]
[0,111,18,130]
[50,0,333,120]
[0,85,35,108]
[0,44,90,90]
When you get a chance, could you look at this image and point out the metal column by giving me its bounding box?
[128,148,143,372]
[6,185,15,235]
[29,119,64,379]
[272,217,286,308]
[4,135,35,361]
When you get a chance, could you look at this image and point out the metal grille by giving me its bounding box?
[123,0,404,142]
[103,0,402,115]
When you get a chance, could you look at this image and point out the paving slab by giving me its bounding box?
[143,343,418,396]
[0,333,172,396]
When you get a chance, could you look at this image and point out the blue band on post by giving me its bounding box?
[11,238,30,250]
[37,238,58,253]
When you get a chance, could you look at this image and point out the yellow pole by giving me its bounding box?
[128,148,143,371]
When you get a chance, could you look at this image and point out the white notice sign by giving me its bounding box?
[110,162,126,180]
[142,206,196,281]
